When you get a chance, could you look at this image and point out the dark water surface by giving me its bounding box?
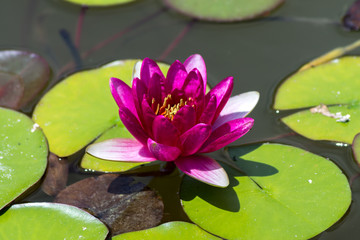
[1,0,360,239]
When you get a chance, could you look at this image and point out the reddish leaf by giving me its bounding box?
[54,174,163,235]
[343,0,360,31]
[0,71,24,109]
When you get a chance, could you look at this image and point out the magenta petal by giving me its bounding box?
[199,94,217,124]
[175,155,229,187]
[148,73,162,103]
[199,117,254,153]
[152,115,180,146]
[183,54,207,94]
[131,77,147,120]
[140,58,165,87]
[213,91,260,129]
[206,76,233,122]
[86,138,156,162]
[141,98,156,134]
[110,77,138,119]
[172,105,196,133]
[119,107,149,145]
[166,60,187,93]
[182,69,204,102]
[147,138,181,162]
[180,123,212,156]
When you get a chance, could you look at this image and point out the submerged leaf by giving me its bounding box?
[0,107,48,210]
[55,174,163,235]
[0,50,50,109]
[343,0,360,31]
[164,0,284,22]
[0,203,108,240]
[181,143,351,240]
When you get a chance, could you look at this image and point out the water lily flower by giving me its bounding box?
[87,54,259,187]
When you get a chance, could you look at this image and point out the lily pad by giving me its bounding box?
[33,60,169,157]
[112,221,220,239]
[181,143,351,240]
[55,174,164,235]
[80,122,146,172]
[163,0,284,22]
[0,107,48,210]
[0,50,50,109]
[274,56,360,143]
[64,0,136,7]
[0,202,108,239]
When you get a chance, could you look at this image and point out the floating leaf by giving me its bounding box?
[181,143,351,240]
[0,107,48,210]
[41,153,69,196]
[343,0,360,31]
[0,50,50,109]
[352,133,360,165]
[112,221,220,240]
[64,0,136,7]
[163,0,284,22]
[55,174,163,235]
[33,60,169,157]
[80,122,146,173]
[0,202,108,239]
[274,56,360,143]
[0,72,24,109]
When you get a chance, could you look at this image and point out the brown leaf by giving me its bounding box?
[343,0,360,31]
[41,153,69,196]
[54,174,163,235]
[0,71,24,109]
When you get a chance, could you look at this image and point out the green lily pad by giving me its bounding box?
[0,107,48,210]
[0,202,109,239]
[64,0,136,7]
[80,122,146,172]
[274,56,360,143]
[181,143,351,240]
[112,221,220,240]
[163,0,284,22]
[352,133,360,165]
[32,60,169,157]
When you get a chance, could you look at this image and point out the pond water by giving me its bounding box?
[1,0,360,239]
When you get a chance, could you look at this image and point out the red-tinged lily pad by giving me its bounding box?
[112,221,221,239]
[343,0,360,31]
[55,174,164,235]
[181,143,351,240]
[0,72,24,109]
[0,107,48,210]
[0,50,50,109]
[274,56,360,144]
[41,153,69,196]
[64,0,136,7]
[0,202,109,240]
[163,0,284,22]
[33,60,169,157]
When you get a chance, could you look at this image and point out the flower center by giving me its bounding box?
[152,94,191,120]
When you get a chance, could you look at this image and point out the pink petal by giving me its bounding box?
[86,138,156,162]
[140,58,165,87]
[165,60,187,93]
[132,61,142,80]
[199,94,217,124]
[110,77,138,119]
[131,77,147,123]
[180,123,211,156]
[148,73,162,104]
[182,69,205,103]
[199,117,254,153]
[152,115,180,146]
[213,91,259,129]
[141,98,156,135]
[205,76,233,123]
[172,105,196,134]
[183,54,207,94]
[175,155,229,188]
[119,107,149,145]
[147,138,181,162]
